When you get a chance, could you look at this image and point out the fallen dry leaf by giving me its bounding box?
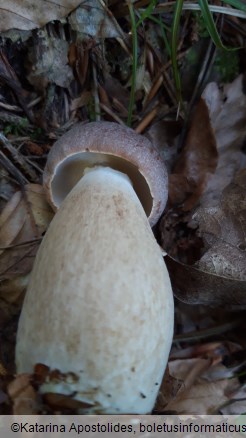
[165,358,239,414]
[0,190,26,257]
[192,168,246,281]
[0,275,29,305]
[165,169,245,306]
[161,74,246,307]
[26,184,54,232]
[69,0,122,39]
[167,376,238,415]
[154,366,182,412]
[0,184,54,300]
[27,28,74,91]
[8,374,39,414]
[220,400,246,415]
[146,119,182,171]
[0,183,53,248]
[165,75,246,211]
[220,384,246,415]
[197,244,245,281]
[165,255,246,307]
[169,98,218,210]
[201,75,246,207]
[103,75,130,113]
[0,0,82,32]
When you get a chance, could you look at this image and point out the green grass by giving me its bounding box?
[127,0,138,127]
[126,0,245,125]
[222,0,246,13]
[171,0,184,108]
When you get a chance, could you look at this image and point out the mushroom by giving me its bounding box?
[16,121,174,414]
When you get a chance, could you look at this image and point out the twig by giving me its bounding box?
[135,107,157,133]
[0,150,28,186]
[0,238,42,251]
[173,318,243,343]
[100,103,125,125]
[99,0,131,55]
[92,63,101,121]
[0,133,38,182]
[0,49,35,124]
[24,157,44,174]
[0,112,30,126]
[0,103,21,112]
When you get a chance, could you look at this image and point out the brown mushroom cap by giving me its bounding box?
[43,121,168,226]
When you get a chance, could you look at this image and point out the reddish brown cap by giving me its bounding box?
[43,121,168,226]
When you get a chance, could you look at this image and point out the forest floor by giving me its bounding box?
[0,0,245,415]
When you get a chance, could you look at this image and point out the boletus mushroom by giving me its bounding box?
[16,122,174,414]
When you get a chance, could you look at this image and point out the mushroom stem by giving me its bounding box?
[16,166,174,414]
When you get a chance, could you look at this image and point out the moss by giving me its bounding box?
[214,49,240,82]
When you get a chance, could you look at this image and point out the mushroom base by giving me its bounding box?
[16,167,174,414]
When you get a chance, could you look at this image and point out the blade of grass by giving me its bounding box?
[136,0,158,28]
[198,0,238,49]
[155,3,246,19]
[149,14,171,57]
[222,0,246,13]
[171,0,183,105]
[127,1,138,127]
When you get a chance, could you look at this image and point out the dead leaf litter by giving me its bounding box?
[0,0,245,415]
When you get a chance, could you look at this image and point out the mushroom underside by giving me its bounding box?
[51,152,153,217]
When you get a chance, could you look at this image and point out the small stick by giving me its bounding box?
[92,63,101,122]
[100,103,125,125]
[0,150,28,186]
[0,133,38,182]
[135,107,157,134]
